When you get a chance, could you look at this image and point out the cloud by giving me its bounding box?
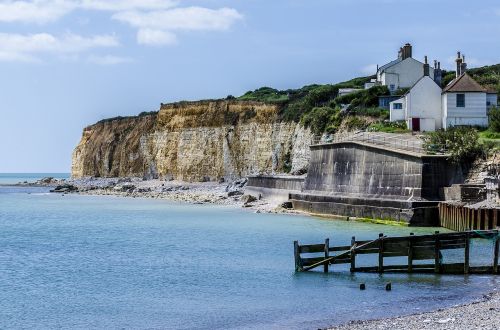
[87,54,133,65]
[80,0,176,12]
[0,0,177,23]
[0,32,119,62]
[113,6,243,46]
[137,29,177,46]
[0,0,74,24]
[113,7,243,31]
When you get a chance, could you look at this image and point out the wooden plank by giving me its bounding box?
[494,235,499,274]
[384,241,409,252]
[469,266,494,274]
[442,263,466,274]
[378,233,384,273]
[413,247,435,260]
[408,233,414,273]
[383,251,408,258]
[328,245,351,252]
[440,243,466,250]
[294,241,302,272]
[301,257,326,266]
[434,231,441,274]
[355,248,380,255]
[299,244,326,254]
[464,232,470,274]
[324,238,329,273]
[350,236,356,273]
[331,258,351,264]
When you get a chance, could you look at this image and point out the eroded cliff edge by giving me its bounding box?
[72,100,313,181]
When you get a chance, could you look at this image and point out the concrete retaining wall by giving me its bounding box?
[246,176,304,204]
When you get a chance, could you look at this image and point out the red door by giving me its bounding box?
[412,118,420,132]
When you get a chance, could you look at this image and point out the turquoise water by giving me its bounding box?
[0,173,70,185]
[0,186,498,329]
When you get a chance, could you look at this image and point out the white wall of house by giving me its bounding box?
[442,92,488,128]
[389,97,406,121]
[379,58,435,92]
[390,76,442,131]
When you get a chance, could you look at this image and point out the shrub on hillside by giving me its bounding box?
[369,120,408,133]
[422,127,482,162]
[489,107,500,132]
[300,106,339,135]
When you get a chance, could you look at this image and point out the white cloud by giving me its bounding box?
[0,32,119,62]
[0,0,177,23]
[113,7,243,31]
[80,0,176,12]
[87,54,133,65]
[0,0,74,24]
[137,29,177,46]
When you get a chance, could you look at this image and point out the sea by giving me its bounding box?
[0,173,498,329]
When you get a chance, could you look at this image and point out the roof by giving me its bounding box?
[443,73,487,93]
[378,58,402,72]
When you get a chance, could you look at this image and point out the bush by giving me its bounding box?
[369,120,408,133]
[422,127,482,162]
[300,106,338,135]
[489,107,500,132]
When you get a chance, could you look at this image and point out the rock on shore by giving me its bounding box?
[328,291,500,330]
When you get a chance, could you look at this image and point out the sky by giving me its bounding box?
[0,0,499,173]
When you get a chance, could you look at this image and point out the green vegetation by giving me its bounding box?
[368,120,408,133]
[422,127,483,162]
[442,64,500,93]
[489,107,500,132]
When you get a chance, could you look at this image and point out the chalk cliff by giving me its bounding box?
[71,100,313,181]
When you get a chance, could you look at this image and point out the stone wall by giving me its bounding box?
[72,100,314,181]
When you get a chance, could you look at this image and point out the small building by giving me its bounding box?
[442,53,495,129]
[389,57,442,131]
[376,43,439,93]
[338,88,363,97]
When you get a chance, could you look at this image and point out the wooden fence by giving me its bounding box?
[294,230,499,274]
[439,203,499,231]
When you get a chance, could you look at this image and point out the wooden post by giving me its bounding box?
[464,232,470,274]
[434,231,441,274]
[324,238,329,273]
[494,232,499,274]
[378,233,384,273]
[294,241,302,272]
[485,209,490,230]
[408,233,414,273]
[350,236,356,272]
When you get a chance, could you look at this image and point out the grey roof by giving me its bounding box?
[378,58,402,72]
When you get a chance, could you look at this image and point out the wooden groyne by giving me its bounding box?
[294,230,499,274]
[439,203,499,231]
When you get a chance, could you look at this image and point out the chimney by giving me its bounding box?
[398,47,403,60]
[402,43,412,60]
[434,60,438,69]
[423,56,430,76]
[434,60,442,86]
[456,51,463,77]
[461,54,467,74]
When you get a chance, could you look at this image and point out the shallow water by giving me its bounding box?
[0,186,498,329]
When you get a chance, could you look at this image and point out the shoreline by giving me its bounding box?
[328,290,499,330]
[12,176,298,215]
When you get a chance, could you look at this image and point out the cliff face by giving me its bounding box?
[72,100,313,181]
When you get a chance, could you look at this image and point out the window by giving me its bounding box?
[393,103,403,110]
[389,84,396,91]
[456,94,465,107]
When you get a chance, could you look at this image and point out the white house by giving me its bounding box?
[376,43,438,93]
[389,52,497,131]
[389,57,442,131]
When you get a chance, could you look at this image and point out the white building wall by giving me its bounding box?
[389,97,406,121]
[444,93,488,128]
[405,77,442,131]
[380,58,435,91]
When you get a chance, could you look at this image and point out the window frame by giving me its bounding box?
[393,103,403,110]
